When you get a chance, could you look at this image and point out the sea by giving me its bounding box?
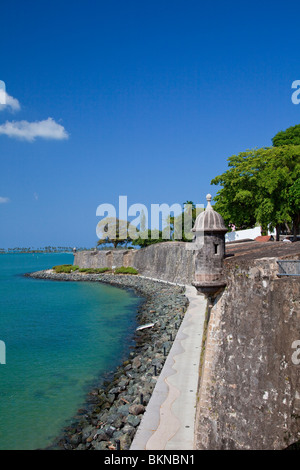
[0,253,142,450]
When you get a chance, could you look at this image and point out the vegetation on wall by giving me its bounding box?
[53,265,79,273]
[114,266,138,275]
[52,264,139,275]
[78,267,111,274]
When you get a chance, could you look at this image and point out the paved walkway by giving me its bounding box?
[130,285,207,450]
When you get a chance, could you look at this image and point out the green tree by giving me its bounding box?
[211,146,300,240]
[96,217,133,249]
[131,229,164,248]
[289,178,300,239]
[131,201,201,247]
[272,124,300,147]
[166,201,203,242]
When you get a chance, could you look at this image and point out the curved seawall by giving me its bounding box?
[75,241,300,449]
[74,242,195,285]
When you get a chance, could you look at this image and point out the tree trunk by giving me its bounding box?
[293,215,299,241]
[275,224,280,241]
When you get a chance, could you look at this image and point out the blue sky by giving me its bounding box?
[1,0,300,249]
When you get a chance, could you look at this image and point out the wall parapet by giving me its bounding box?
[74,243,195,285]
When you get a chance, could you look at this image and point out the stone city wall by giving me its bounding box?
[74,242,195,285]
[75,243,300,449]
[195,255,300,450]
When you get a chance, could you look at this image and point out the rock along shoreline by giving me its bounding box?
[25,270,189,450]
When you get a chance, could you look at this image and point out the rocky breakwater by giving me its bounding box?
[26,270,189,450]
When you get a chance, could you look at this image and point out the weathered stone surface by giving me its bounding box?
[196,255,300,450]
[74,242,194,284]
[128,404,145,416]
[92,441,108,450]
[119,433,132,450]
[127,414,141,427]
[95,429,109,441]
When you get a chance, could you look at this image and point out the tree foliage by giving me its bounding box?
[211,145,300,238]
[166,201,203,242]
[131,229,164,248]
[272,124,300,147]
[96,217,133,249]
[131,201,202,247]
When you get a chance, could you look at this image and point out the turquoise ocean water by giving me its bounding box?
[0,253,142,450]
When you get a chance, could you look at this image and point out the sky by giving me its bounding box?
[1,0,300,249]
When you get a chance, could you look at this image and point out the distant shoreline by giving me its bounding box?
[0,250,76,254]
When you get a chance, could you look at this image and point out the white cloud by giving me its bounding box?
[0,92,21,112]
[0,118,69,142]
[0,197,10,204]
